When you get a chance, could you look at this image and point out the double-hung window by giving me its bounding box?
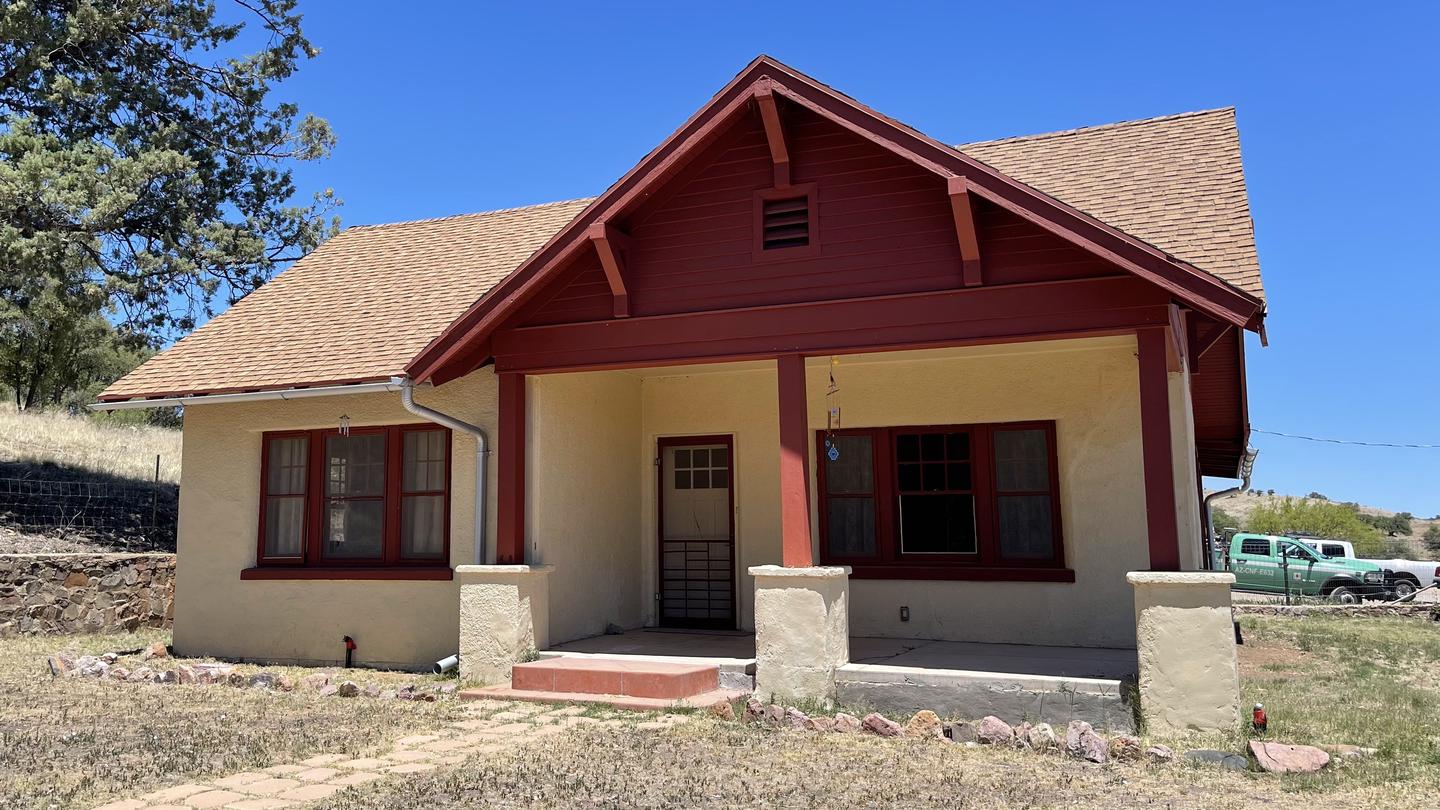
[817,421,1068,580]
[253,424,452,577]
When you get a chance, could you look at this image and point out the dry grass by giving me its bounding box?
[0,405,182,484]
[0,630,467,809]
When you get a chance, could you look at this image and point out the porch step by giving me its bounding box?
[514,657,718,699]
[461,685,748,712]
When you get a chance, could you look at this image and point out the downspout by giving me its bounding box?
[394,376,489,565]
[1202,446,1257,570]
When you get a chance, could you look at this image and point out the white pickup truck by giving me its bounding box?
[1297,537,1440,599]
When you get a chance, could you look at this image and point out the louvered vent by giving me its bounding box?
[761,195,810,250]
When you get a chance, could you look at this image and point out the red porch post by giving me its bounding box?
[1137,328,1181,571]
[496,371,526,564]
[776,354,814,567]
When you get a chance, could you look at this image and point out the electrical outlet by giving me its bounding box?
[900,606,910,622]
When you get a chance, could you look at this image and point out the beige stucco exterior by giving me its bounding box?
[1128,571,1241,734]
[457,564,551,684]
[750,565,850,703]
[173,334,1208,668]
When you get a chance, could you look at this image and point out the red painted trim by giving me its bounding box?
[1137,327,1181,570]
[848,566,1075,583]
[588,222,630,318]
[405,56,1263,386]
[496,372,527,564]
[754,83,791,188]
[256,429,308,566]
[751,183,819,262]
[776,355,814,567]
[492,276,1171,373]
[240,566,453,581]
[655,434,737,630]
[947,176,983,287]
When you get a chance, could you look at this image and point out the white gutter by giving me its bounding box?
[88,380,410,411]
[394,376,489,566]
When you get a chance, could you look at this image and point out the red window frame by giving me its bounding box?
[816,421,1071,582]
[253,423,452,575]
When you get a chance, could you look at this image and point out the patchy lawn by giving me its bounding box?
[0,630,467,809]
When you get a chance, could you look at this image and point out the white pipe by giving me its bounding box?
[88,380,412,411]
[433,654,459,675]
[395,377,489,566]
[1202,445,1257,570]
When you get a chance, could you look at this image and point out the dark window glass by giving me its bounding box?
[1240,538,1271,556]
[324,434,385,560]
[899,494,976,554]
[827,498,876,556]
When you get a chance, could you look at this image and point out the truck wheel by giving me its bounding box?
[1328,586,1360,604]
[1391,579,1417,601]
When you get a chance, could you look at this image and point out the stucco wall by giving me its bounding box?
[528,372,643,642]
[172,372,496,669]
[1170,366,1204,571]
[639,337,1153,648]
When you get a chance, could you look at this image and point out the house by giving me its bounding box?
[97,57,1261,732]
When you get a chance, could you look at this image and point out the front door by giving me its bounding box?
[658,438,734,629]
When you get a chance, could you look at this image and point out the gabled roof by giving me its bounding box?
[100,59,1265,402]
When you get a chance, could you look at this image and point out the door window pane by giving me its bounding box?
[327,434,386,496]
[402,430,446,492]
[826,497,875,556]
[997,494,1054,559]
[326,500,384,558]
[994,429,1049,491]
[402,495,445,557]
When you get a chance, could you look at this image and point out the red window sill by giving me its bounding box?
[843,565,1075,582]
[240,566,454,581]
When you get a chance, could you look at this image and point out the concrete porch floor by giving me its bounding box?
[545,628,1138,681]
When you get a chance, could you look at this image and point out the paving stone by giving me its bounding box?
[328,771,385,787]
[386,749,437,762]
[261,764,306,776]
[395,733,444,746]
[331,757,392,770]
[186,790,246,809]
[93,800,147,810]
[432,754,469,766]
[451,719,496,731]
[297,754,348,767]
[277,783,344,802]
[292,767,341,783]
[421,738,473,752]
[490,711,527,722]
[222,799,294,810]
[146,805,194,810]
[475,722,532,736]
[141,784,211,802]
[549,706,587,716]
[211,772,271,790]
[527,724,568,737]
[386,762,439,774]
[235,777,302,796]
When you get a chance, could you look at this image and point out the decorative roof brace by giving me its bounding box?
[947,176,983,287]
[754,80,792,188]
[588,221,631,318]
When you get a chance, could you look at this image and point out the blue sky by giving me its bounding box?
[252,2,1438,514]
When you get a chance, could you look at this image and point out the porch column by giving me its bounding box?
[496,371,526,564]
[457,564,553,685]
[750,564,850,705]
[1136,328,1181,570]
[1128,571,1240,734]
[775,354,813,567]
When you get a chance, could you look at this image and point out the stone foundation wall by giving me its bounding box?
[0,554,176,635]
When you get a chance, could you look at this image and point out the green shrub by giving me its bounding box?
[1246,497,1385,555]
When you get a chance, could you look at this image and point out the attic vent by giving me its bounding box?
[761,195,810,250]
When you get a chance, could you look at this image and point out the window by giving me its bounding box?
[256,424,451,572]
[672,446,730,490]
[1239,538,1271,556]
[817,422,1067,580]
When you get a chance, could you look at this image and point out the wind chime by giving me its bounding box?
[823,356,842,461]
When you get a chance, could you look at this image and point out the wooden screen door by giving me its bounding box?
[658,437,735,629]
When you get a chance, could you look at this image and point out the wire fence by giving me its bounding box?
[0,475,178,551]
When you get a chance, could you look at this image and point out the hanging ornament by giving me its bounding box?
[824,357,842,461]
[338,415,351,436]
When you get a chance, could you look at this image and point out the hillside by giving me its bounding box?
[1209,489,1437,558]
[0,406,181,553]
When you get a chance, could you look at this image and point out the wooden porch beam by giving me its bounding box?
[776,354,813,566]
[496,372,527,564]
[947,176,983,287]
[754,83,792,188]
[1137,327,1181,571]
[587,222,630,318]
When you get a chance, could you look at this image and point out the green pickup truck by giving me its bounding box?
[1218,533,1390,602]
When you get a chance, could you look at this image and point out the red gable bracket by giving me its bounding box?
[407,56,1265,385]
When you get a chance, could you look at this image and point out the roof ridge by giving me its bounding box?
[958,107,1235,149]
[344,197,596,232]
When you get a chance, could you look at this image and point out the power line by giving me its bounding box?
[1253,428,1440,449]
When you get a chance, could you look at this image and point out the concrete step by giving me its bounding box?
[511,657,719,700]
[460,685,747,712]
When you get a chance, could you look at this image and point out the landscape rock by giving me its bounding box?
[1109,735,1143,762]
[904,710,944,739]
[192,663,233,685]
[155,669,178,684]
[1027,723,1058,751]
[832,713,862,734]
[1064,721,1108,763]
[141,641,169,660]
[174,664,196,685]
[1146,744,1175,764]
[945,721,976,743]
[435,682,458,695]
[743,698,766,723]
[46,653,75,677]
[363,683,381,698]
[247,672,278,690]
[107,666,129,680]
[379,689,397,699]
[1325,744,1376,761]
[709,701,735,721]
[335,680,359,697]
[804,716,835,732]
[785,707,810,729]
[1184,749,1249,770]
[861,712,903,737]
[975,715,1015,746]
[318,684,339,697]
[301,672,332,690]
[78,656,108,678]
[128,666,152,683]
[225,671,246,687]
[100,652,119,665]
[764,704,786,725]
[1249,741,1331,774]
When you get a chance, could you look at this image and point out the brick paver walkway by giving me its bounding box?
[93,700,690,810]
